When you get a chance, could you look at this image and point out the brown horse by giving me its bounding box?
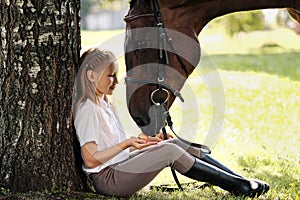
[124,0,300,136]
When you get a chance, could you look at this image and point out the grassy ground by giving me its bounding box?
[83,27,300,199]
[137,51,300,199]
[3,28,299,199]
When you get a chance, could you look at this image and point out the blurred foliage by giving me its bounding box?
[81,0,124,15]
[80,0,100,29]
[212,10,265,37]
[80,0,126,29]
[276,10,290,27]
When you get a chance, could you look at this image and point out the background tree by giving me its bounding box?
[226,10,264,37]
[212,10,265,37]
[276,10,290,27]
[0,0,87,192]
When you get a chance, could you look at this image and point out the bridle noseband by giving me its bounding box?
[125,76,185,103]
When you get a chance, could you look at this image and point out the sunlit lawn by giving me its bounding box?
[80,27,300,199]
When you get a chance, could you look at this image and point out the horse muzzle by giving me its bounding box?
[138,104,168,136]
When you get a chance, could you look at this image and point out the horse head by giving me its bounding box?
[124,0,201,136]
[124,0,300,136]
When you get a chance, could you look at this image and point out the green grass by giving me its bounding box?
[78,29,299,199]
[207,53,300,81]
[139,55,300,200]
[2,29,299,200]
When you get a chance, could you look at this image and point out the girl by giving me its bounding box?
[73,48,269,198]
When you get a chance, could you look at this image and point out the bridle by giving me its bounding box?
[124,0,188,102]
[124,0,211,150]
[124,0,211,190]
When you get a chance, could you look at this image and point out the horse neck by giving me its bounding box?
[161,0,300,36]
[215,0,299,17]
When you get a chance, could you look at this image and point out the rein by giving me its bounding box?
[125,0,211,191]
[124,13,155,22]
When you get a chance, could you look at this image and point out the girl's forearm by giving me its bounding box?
[92,140,130,165]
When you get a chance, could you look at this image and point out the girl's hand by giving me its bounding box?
[127,137,157,150]
[138,133,162,143]
[138,132,173,143]
[155,132,173,140]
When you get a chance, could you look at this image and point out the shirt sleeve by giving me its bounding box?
[75,104,103,147]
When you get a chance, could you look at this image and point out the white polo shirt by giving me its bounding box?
[74,97,130,174]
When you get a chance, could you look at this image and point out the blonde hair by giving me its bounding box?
[72,48,116,116]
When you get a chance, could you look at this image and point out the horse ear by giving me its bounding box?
[160,0,189,8]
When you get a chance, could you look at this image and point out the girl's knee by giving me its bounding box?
[159,143,185,157]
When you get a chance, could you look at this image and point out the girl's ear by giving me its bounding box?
[87,70,95,82]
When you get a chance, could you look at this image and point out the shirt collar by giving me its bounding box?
[97,96,110,109]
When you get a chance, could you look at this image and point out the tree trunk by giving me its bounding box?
[0,0,87,192]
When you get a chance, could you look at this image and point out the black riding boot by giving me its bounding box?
[184,158,269,197]
[199,153,243,178]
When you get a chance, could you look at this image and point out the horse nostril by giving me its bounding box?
[133,117,149,127]
[134,117,145,126]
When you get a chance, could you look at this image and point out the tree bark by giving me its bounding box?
[0,0,86,192]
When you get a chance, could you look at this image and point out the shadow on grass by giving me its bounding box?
[0,191,123,200]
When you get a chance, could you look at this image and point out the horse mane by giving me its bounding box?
[129,0,151,9]
[129,0,136,9]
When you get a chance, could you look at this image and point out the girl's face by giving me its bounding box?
[95,61,119,98]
